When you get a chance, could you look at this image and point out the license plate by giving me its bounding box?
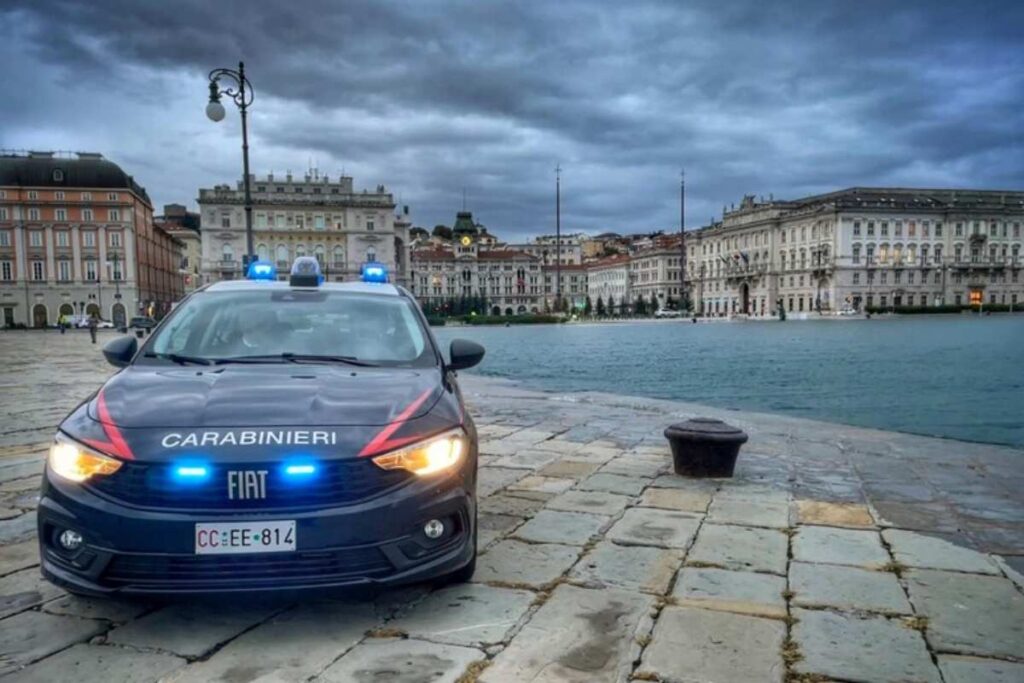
[195,521,296,555]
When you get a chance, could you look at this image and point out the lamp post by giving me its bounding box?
[206,61,255,267]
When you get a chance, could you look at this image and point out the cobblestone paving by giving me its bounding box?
[1,330,1023,681]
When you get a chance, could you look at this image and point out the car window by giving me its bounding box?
[145,289,434,366]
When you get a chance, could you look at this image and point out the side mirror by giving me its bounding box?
[448,339,485,371]
[103,336,138,368]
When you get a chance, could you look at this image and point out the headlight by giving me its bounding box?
[371,428,466,476]
[48,434,123,483]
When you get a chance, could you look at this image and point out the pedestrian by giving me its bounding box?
[58,313,66,334]
[87,312,98,344]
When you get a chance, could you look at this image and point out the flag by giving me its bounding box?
[740,251,749,264]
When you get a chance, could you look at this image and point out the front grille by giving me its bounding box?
[86,459,411,510]
[103,546,393,588]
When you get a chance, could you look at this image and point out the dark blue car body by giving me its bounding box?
[38,280,480,597]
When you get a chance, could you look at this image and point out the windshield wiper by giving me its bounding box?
[144,352,213,366]
[213,353,379,367]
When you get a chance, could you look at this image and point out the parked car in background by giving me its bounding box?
[129,316,157,330]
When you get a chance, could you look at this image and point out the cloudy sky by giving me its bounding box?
[2,1,1021,239]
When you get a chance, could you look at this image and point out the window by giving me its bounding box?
[56,231,69,247]
[314,216,325,230]
[28,191,38,200]
[110,231,122,247]
[880,222,888,237]
[0,208,6,220]
[895,221,903,237]
[85,259,97,281]
[221,213,231,228]
[83,231,96,248]
[366,219,375,231]
[29,231,43,247]
[1014,223,1021,238]
[955,222,963,237]
[0,231,9,247]
[276,214,285,228]
[55,208,67,221]
[852,245,861,264]
[58,260,71,281]
[257,243,269,261]
[222,244,234,262]
[28,208,40,221]
[366,247,376,262]
[108,209,121,221]
[853,272,860,284]
[908,221,916,237]
[276,244,288,263]
[31,261,44,280]
[935,223,943,238]
[0,261,11,281]
[81,192,92,201]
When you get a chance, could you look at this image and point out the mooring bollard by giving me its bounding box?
[664,417,748,478]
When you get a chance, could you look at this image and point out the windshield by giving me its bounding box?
[142,289,435,367]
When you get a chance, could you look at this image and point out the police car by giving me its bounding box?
[38,257,485,596]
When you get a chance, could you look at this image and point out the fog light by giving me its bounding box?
[423,519,445,539]
[58,529,83,551]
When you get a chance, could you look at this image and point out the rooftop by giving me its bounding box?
[0,150,151,204]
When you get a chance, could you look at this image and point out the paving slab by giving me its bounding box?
[597,456,666,479]
[3,644,184,683]
[570,540,683,594]
[883,528,1000,574]
[479,494,546,518]
[673,567,787,618]
[688,523,788,574]
[389,583,535,647]
[639,606,785,683]
[792,525,890,568]
[513,509,609,546]
[0,610,109,676]
[638,487,711,513]
[713,485,790,506]
[494,449,560,470]
[481,584,652,683]
[0,512,37,544]
[0,568,64,619]
[792,607,940,683]
[544,489,631,516]
[105,601,282,658]
[795,500,876,528]
[319,637,485,683]
[905,569,1024,660]
[537,459,601,479]
[474,539,580,588]
[789,561,911,614]
[42,594,153,622]
[568,445,623,464]
[937,654,1024,683]
[577,473,647,496]
[706,497,790,528]
[166,601,379,682]
[606,507,702,549]
[477,466,527,496]
[647,474,719,491]
[505,475,575,495]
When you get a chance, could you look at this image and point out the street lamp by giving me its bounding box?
[206,61,255,266]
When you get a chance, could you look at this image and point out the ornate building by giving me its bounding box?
[688,188,1024,316]
[198,171,409,286]
[0,151,184,327]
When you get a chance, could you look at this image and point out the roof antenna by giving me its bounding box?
[462,187,467,211]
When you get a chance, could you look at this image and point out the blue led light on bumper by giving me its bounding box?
[172,462,210,482]
[284,464,317,476]
[246,259,277,281]
[361,262,388,283]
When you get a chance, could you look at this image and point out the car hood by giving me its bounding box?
[86,364,443,429]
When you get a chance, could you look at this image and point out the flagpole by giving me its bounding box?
[680,169,686,312]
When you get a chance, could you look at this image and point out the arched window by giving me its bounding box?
[256,243,269,261]
[222,244,234,262]
[314,244,325,263]
[296,243,306,257]
[366,247,376,262]
[276,244,288,263]
[333,245,345,266]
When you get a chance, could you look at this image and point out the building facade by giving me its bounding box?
[155,204,201,294]
[586,254,632,314]
[687,189,1024,317]
[198,171,409,286]
[0,151,183,327]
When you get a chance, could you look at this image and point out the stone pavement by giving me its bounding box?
[1,330,1024,682]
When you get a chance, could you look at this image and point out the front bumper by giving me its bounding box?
[37,466,475,597]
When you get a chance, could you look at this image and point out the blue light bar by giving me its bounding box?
[290,256,323,286]
[285,464,317,476]
[172,463,210,482]
[177,466,208,477]
[361,262,388,283]
[246,259,277,281]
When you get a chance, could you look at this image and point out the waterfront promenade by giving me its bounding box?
[1,330,1022,681]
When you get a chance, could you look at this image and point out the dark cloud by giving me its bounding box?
[2,0,1021,238]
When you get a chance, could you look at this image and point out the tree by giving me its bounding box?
[584,296,593,316]
[432,225,453,241]
[607,295,615,316]
[634,295,646,316]
[596,296,605,317]
[409,226,429,240]
[665,295,676,311]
